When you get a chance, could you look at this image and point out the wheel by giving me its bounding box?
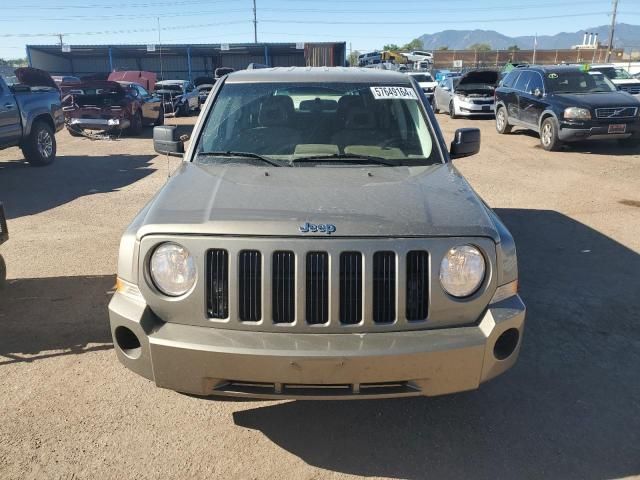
[177,102,189,117]
[21,120,56,166]
[432,97,439,113]
[449,101,458,119]
[126,111,143,136]
[0,254,6,288]
[155,106,165,126]
[495,107,512,134]
[540,117,561,151]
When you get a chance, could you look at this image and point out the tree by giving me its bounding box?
[0,58,28,67]
[468,43,492,52]
[348,50,361,67]
[507,45,521,51]
[437,45,449,51]
[402,38,424,51]
[383,44,401,51]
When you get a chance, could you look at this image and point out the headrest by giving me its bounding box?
[259,96,294,126]
[337,95,365,118]
[344,107,376,130]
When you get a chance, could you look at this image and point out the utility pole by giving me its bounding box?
[253,0,258,43]
[58,34,64,47]
[606,0,618,62]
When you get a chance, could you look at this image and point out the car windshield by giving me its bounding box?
[156,84,182,92]
[546,70,616,93]
[195,82,440,167]
[411,74,433,82]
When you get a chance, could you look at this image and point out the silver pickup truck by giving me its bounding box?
[0,68,64,166]
[109,67,525,400]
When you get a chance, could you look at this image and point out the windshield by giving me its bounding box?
[156,84,182,92]
[593,67,633,80]
[546,70,616,93]
[411,74,433,82]
[195,82,440,167]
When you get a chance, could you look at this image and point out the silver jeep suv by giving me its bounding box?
[109,67,525,399]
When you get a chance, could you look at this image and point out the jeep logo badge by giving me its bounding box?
[299,222,336,235]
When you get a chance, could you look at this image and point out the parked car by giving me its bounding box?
[589,64,640,97]
[357,51,382,66]
[108,71,157,92]
[0,67,64,166]
[495,65,640,150]
[63,81,163,136]
[109,67,525,400]
[407,71,438,103]
[434,70,499,118]
[402,50,433,63]
[154,80,200,117]
[193,76,216,105]
[0,203,7,286]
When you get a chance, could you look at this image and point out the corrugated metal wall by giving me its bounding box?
[29,50,71,75]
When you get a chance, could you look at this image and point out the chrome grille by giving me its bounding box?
[373,251,396,324]
[238,250,261,322]
[306,252,329,324]
[272,251,295,323]
[339,252,362,324]
[595,106,638,119]
[206,249,228,319]
[619,85,640,95]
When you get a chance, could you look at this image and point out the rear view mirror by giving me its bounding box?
[450,128,481,159]
[153,125,184,157]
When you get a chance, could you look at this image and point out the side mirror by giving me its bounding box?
[450,128,481,159]
[153,125,185,157]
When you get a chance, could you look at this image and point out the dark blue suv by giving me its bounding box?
[495,65,640,150]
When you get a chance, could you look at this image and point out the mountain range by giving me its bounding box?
[417,23,640,50]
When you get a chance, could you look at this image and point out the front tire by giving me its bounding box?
[126,111,143,136]
[540,117,561,151]
[449,101,458,119]
[21,120,56,166]
[155,106,165,126]
[495,107,512,134]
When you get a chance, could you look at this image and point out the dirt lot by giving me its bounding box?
[1,114,639,480]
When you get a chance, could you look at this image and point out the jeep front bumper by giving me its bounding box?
[108,293,525,399]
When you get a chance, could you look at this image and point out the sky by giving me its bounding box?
[1,0,637,60]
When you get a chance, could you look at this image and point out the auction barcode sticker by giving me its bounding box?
[370,86,418,100]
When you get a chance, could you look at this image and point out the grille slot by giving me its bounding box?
[272,251,295,323]
[306,252,329,324]
[406,251,429,321]
[238,250,262,322]
[595,106,638,119]
[206,249,228,319]
[373,251,396,323]
[340,252,362,324]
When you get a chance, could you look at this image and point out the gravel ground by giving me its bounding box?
[0,114,639,480]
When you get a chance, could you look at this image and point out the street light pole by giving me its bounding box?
[606,0,618,62]
[253,0,258,43]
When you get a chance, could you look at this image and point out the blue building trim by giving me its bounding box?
[187,46,193,81]
[108,47,114,72]
[26,47,33,67]
[264,45,270,66]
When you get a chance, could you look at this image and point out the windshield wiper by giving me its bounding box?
[291,153,398,166]
[197,151,283,167]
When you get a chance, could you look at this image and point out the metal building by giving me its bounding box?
[26,42,346,80]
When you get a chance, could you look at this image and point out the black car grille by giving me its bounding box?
[471,99,494,105]
[595,107,638,119]
[205,249,431,326]
[206,249,229,319]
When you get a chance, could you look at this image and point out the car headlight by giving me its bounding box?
[150,242,196,296]
[564,107,591,120]
[439,245,486,297]
[455,93,469,102]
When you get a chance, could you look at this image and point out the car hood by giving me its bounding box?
[13,67,58,89]
[458,70,499,86]
[137,163,499,240]
[550,91,640,107]
[610,79,640,85]
[418,81,438,88]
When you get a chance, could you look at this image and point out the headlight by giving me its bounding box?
[564,107,591,120]
[150,242,196,296]
[439,245,486,297]
[455,93,469,102]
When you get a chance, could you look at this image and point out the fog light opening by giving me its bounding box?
[115,326,142,359]
[493,328,520,360]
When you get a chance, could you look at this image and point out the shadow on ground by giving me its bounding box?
[0,275,114,366]
[0,154,157,219]
[234,209,640,480]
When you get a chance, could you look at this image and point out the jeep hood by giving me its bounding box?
[13,67,58,89]
[137,163,498,240]
[458,70,499,86]
[551,91,640,107]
